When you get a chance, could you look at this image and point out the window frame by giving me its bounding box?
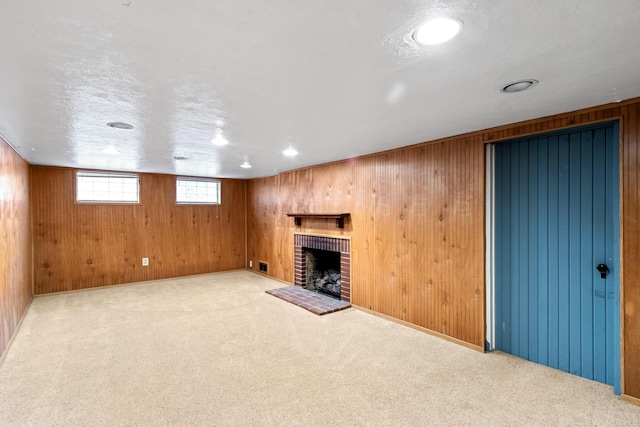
[175,176,221,205]
[75,170,140,204]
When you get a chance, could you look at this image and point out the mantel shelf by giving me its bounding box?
[286,213,350,229]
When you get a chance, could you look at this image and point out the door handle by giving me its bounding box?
[596,264,609,279]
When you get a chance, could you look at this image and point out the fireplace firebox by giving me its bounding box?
[304,248,341,298]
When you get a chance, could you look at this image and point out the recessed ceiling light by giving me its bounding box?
[107,122,133,130]
[102,146,120,155]
[240,161,252,169]
[501,79,539,93]
[211,135,229,146]
[412,17,462,46]
[283,147,298,157]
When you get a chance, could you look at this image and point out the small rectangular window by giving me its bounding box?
[176,177,220,204]
[76,171,139,203]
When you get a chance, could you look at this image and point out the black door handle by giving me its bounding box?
[596,264,609,279]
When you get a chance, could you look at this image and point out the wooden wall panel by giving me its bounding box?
[0,137,32,359]
[247,138,486,349]
[31,167,246,294]
[247,98,640,398]
[621,103,640,398]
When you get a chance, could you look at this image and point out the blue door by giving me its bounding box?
[494,122,620,393]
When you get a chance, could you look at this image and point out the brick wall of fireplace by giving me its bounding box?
[293,234,351,302]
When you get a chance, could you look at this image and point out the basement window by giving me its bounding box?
[176,177,220,204]
[76,171,139,203]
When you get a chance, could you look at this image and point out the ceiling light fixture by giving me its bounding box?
[412,17,462,46]
[102,146,120,155]
[501,79,539,93]
[240,161,252,168]
[107,122,133,130]
[283,147,298,157]
[211,135,229,146]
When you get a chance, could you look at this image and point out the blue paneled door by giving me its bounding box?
[494,122,620,394]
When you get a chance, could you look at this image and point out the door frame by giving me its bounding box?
[484,121,622,393]
[485,143,496,352]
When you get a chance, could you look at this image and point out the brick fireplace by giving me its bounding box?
[294,234,351,302]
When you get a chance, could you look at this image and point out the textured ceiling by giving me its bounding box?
[1,0,639,178]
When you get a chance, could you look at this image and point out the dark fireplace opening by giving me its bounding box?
[304,248,341,299]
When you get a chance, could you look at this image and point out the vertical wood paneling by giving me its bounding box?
[560,132,574,372]
[622,103,640,398]
[246,98,640,398]
[247,138,486,349]
[31,167,246,294]
[547,135,561,369]
[581,131,596,380]
[0,137,32,358]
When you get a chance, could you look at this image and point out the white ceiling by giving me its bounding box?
[1,0,639,179]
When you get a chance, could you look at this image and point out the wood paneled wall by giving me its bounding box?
[0,137,32,359]
[247,98,640,399]
[248,138,486,348]
[31,167,246,294]
[621,102,640,399]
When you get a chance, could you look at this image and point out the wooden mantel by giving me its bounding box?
[286,213,350,229]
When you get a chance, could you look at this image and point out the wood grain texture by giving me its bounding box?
[247,98,640,398]
[31,167,246,294]
[621,102,640,398]
[0,137,32,359]
[248,139,486,348]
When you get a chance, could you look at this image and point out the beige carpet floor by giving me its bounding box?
[1,271,639,426]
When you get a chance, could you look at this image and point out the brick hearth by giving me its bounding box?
[266,286,350,316]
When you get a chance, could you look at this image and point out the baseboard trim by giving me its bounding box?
[243,273,486,353]
[0,296,33,368]
[34,269,247,297]
[353,304,485,353]
[245,268,292,286]
[621,394,640,406]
